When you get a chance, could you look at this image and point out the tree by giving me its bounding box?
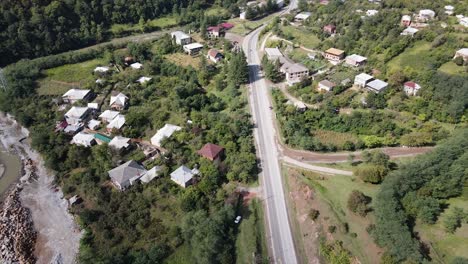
[347,190,371,216]
[353,164,387,184]
[227,51,249,86]
[444,207,465,233]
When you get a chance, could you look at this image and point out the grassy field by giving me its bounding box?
[313,130,359,147]
[111,16,177,36]
[37,58,106,95]
[228,13,279,36]
[417,186,468,263]
[235,199,268,264]
[387,41,433,72]
[280,26,320,49]
[164,53,201,69]
[205,6,229,17]
[438,61,467,76]
[164,244,193,264]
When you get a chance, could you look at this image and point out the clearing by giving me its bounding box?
[111,16,177,36]
[387,41,433,72]
[280,25,320,49]
[164,53,201,69]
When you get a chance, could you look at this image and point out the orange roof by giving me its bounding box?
[197,143,224,160]
[325,48,345,56]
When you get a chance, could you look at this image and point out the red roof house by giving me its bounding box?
[197,143,224,161]
[323,24,336,34]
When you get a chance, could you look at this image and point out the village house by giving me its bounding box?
[418,9,435,22]
[324,48,345,62]
[354,73,374,88]
[94,133,112,145]
[323,24,336,35]
[198,143,224,162]
[87,119,101,130]
[207,49,223,63]
[62,89,92,104]
[366,79,388,93]
[110,92,128,111]
[94,66,110,73]
[139,166,162,184]
[109,136,132,152]
[317,80,336,92]
[151,124,182,147]
[108,160,147,191]
[454,48,468,62]
[65,106,90,125]
[444,5,454,15]
[401,15,412,27]
[403,81,421,96]
[137,76,152,84]
[71,132,96,147]
[130,62,143,70]
[99,110,119,123]
[207,26,225,39]
[295,12,311,23]
[171,31,192,45]
[345,54,367,67]
[106,114,126,132]
[183,43,204,56]
[401,27,419,37]
[63,123,84,135]
[170,165,198,188]
[264,48,283,61]
[280,61,309,86]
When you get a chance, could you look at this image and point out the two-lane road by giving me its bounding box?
[243,25,298,264]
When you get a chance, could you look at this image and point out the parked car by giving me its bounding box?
[234,216,242,224]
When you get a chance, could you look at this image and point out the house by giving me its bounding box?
[366,10,378,16]
[110,92,128,110]
[198,143,224,161]
[265,48,283,61]
[183,43,204,56]
[151,124,182,147]
[366,79,388,93]
[280,62,309,85]
[106,115,126,132]
[64,123,84,135]
[401,15,412,27]
[62,89,92,104]
[99,110,119,123]
[137,76,152,84]
[207,49,223,63]
[323,24,336,34]
[317,80,336,92]
[401,27,419,37]
[109,136,131,152]
[295,12,311,22]
[171,31,191,45]
[460,17,468,27]
[108,160,147,191]
[345,54,367,67]
[454,48,468,61]
[65,106,90,125]
[88,119,101,130]
[418,9,435,21]
[444,5,454,15]
[139,166,162,184]
[324,48,345,62]
[87,103,99,110]
[71,132,96,147]
[130,62,143,69]
[170,165,197,188]
[94,66,110,73]
[94,133,112,145]
[403,81,421,96]
[354,73,374,88]
[207,26,225,39]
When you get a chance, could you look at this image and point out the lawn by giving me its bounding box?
[288,48,326,71]
[387,41,433,72]
[417,186,468,263]
[438,61,467,76]
[164,53,201,69]
[37,58,106,95]
[280,26,320,49]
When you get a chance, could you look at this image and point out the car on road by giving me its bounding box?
[234,215,242,224]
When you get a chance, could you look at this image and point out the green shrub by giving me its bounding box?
[309,209,320,220]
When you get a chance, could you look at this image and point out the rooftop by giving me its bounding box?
[346,54,367,62]
[137,76,152,84]
[170,165,195,186]
[319,80,336,88]
[108,160,147,186]
[184,43,204,50]
[109,136,131,150]
[198,143,224,160]
[151,124,182,147]
[107,115,126,130]
[62,89,91,100]
[65,106,89,118]
[325,48,345,56]
[367,79,388,92]
[264,47,283,57]
[171,31,190,39]
[99,110,119,120]
[355,73,374,81]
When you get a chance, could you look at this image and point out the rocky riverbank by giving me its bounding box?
[0,187,37,264]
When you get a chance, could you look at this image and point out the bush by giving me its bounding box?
[347,190,372,217]
[454,56,464,66]
[328,225,336,233]
[444,207,465,233]
[309,209,320,220]
[353,164,387,184]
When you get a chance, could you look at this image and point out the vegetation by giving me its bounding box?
[347,190,372,217]
[373,129,468,262]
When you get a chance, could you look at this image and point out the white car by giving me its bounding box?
[234,216,242,224]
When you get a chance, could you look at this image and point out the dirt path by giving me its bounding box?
[0,113,81,264]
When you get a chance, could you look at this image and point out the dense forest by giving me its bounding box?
[373,128,468,262]
[0,0,242,66]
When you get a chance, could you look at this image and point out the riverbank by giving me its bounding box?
[0,112,81,264]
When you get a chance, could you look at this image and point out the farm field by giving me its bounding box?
[280,25,320,49]
[164,53,202,69]
[387,41,433,72]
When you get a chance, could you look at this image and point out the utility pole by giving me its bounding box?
[0,68,8,91]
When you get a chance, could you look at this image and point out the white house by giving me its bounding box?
[65,106,90,125]
[109,136,131,151]
[110,92,128,110]
[295,12,311,22]
[108,160,147,191]
[183,43,204,56]
[130,62,143,69]
[62,89,92,104]
[345,54,367,67]
[171,31,191,45]
[403,81,421,96]
[106,115,126,132]
[264,48,283,61]
[401,15,412,27]
[99,110,120,123]
[401,27,419,37]
[366,79,388,93]
[280,61,309,85]
[318,80,336,92]
[354,73,374,88]
[87,119,101,130]
[207,49,223,63]
[444,5,454,15]
[151,124,182,147]
[418,9,435,21]
[454,48,468,61]
[170,165,197,188]
[94,66,110,73]
[137,76,152,84]
[71,132,96,147]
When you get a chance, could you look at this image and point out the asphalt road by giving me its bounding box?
[243,24,298,264]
